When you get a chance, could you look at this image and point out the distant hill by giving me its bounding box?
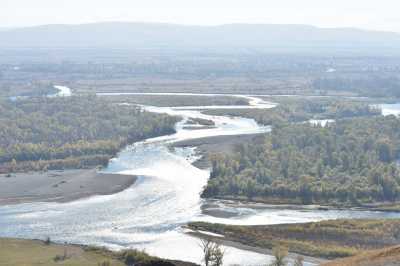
[1,22,400,55]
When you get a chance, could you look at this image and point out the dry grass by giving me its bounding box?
[0,238,124,266]
[0,238,199,266]
[323,245,400,266]
[188,219,400,259]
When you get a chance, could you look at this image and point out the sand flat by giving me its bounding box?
[0,169,137,205]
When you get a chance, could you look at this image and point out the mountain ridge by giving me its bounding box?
[1,22,400,54]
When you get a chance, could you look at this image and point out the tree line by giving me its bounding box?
[202,115,400,205]
[313,76,400,98]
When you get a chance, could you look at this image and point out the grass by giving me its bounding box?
[0,238,197,266]
[323,245,400,266]
[0,238,124,266]
[186,117,215,126]
[188,219,400,259]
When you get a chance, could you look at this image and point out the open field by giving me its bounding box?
[3,50,400,98]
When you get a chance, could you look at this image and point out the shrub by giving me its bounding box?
[44,237,51,245]
[123,250,153,265]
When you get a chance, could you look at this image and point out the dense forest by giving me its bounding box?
[0,97,179,173]
[202,116,400,205]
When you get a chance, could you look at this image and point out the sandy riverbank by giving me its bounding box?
[0,169,137,205]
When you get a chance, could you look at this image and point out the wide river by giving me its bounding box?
[1,89,400,265]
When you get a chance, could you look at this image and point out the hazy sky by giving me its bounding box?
[3,0,400,32]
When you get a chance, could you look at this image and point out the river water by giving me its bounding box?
[1,90,400,265]
[51,85,73,97]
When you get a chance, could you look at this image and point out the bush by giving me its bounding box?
[44,237,51,245]
[123,250,153,265]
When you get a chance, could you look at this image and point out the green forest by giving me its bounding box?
[0,97,179,173]
[202,115,400,206]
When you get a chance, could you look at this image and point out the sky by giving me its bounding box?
[2,0,400,32]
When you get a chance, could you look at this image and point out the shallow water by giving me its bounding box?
[51,85,72,97]
[1,91,400,265]
[9,85,72,100]
[378,103,400,116]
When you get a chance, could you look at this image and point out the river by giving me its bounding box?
[51,85,73,97]
[1,89,400,265]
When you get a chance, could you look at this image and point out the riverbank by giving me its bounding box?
[185,228,327,265]
[187,219,400,260]
[203,195,400,213]
[0,169,137,205]
[0,238,198,266]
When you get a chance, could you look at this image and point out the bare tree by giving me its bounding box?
[199,239,214,266]
[212,243,225,266]
[199,239,225,266]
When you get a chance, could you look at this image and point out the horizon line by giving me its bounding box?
[2,21,399,35]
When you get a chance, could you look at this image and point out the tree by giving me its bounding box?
[377,140,392,163]
[199,239,225,266]
[211,244,224,266]
[299,175,313,204]
[44,236,51,245]
[246,179,257,199]
[10,158,17,172]
[293,255,304,266]
[269,245,288,266]
[200,239,214,266]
